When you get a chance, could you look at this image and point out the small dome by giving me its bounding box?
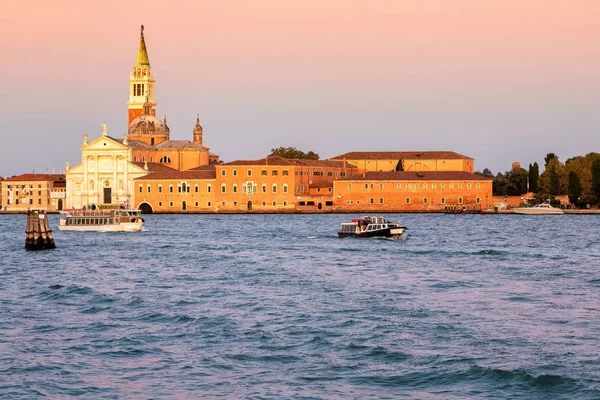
[128,114,168,137]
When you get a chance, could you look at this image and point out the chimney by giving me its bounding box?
[265,158,269,166]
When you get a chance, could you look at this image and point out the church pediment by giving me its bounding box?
[83,136,129,152]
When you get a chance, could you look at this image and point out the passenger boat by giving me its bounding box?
[512,203,564,215]
[58,205,145,232]
[338,216,407,239]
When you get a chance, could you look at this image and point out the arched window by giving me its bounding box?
[159,156,171,164]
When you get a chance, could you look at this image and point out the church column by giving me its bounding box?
[95,156,99,204]
[113,155,118,204]
[83,156,88,207]
[123,156,129,206]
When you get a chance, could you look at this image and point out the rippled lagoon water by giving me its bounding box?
[1,213,600,399]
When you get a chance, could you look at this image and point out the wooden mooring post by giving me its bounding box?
[25,209,55,250]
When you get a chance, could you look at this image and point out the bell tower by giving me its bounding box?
[193,115,203,145]
[128,25,156,125]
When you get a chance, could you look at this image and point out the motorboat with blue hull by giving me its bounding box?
[338,216,407,239]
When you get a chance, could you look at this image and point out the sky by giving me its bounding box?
[1,0,599,177]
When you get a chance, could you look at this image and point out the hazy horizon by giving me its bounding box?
[1,0,599,177]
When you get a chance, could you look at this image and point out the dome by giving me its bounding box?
[128,114,169,137]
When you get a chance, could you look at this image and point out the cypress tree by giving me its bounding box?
[549,165,560,195]
[592,159,600,198]
[529,162,539,193]
[568,171,582,205]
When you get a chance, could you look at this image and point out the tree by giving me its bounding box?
[528,162,539,193]
[507,168,528,195]
[395,159,404,171]
[549,165,560,195]
[545,153,557,166]
[568,171,582,206]
[591,158,600,199]
[493,173,508,196]
[475,168,494,178]
[269,147,320,160]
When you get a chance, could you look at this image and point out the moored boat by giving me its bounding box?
[58,205,145,232]
[338,216,407,239]
[512,203,564,215]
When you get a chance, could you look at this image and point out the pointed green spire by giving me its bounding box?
[135,25,150,67]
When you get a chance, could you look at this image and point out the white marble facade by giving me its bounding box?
[65,124,147,209]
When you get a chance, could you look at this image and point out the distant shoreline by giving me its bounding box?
[1,210,599,215]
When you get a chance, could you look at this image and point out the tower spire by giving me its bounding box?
[135,25,150,67]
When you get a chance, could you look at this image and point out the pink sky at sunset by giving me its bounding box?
[0,0,599,176]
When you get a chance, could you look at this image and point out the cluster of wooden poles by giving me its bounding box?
[25,209,55,250]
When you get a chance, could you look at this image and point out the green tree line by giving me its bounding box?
[476,152,600,208]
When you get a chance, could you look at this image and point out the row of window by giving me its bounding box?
[156,200,290,208]
[6,198,49,205]
[138,182,290,194]
[349,183,482,190]
[345,197,482,205]
[219,169,346,177]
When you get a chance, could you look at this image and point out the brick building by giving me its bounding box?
[2,174,66,212]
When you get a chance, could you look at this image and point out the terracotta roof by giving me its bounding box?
[135,168,216,180]
[130,162,177,172]
[330,151,473,160]
[223,156,355,168]
[156,140,205,149]
[5,174,66,182]
[341,171,491,181]
[187,165,217,172]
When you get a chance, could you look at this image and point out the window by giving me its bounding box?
[379,198,384,204]
[458,184,463,189]
[159,156,171,163]
[397,183,402,190]
[476,183,480,189]
[233,184,238,193]
[221,170,226,176]
[432,183,436,190]
[261,170,267,176]
[370,184,374,189]
[169,185,173,193]
[406,197,411,204]
[424,198,428,204]
[467,183,471,190]
[147,185,151,193]
[138,185,143,193]
[195,185,199,193]
[207,201,212,206]
[364,184,369,189]
[283,184,288,193]
[247,169,252,177]
[441,184,445,189]
[476,197,481,204]
[458,197,463,204]
[283,170,289,176]
[262,201,267,206]
[178,186,181,193]
[326,201,333,206]
[450,183,454,189]
[262,184,267,193]
[272,170,278,176]
[158,185,162,193]
[413,184,418,190]
[370,198,374,204]
[423,183,428,190]
[441,197,445,204]
[158,201,162,207]
[317,188,321,193]
[233,201,238,207]
[348,184,352,189]
[272,201,277,206]
[169,202,174,207]
[222,201,226,206]
[221,184,226,193]
[272,184,277,193]
[380,184,384,189]
[233,170,238,176]
[284,201,288,206]
[207,185,212,193]
[195,202,199,207]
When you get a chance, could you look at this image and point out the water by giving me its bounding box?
[1,213,600,399]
